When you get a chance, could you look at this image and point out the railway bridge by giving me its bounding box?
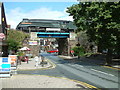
[16,19,77,56]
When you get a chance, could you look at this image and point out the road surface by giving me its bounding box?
[18,52,120,89]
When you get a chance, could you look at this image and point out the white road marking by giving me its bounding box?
[79,65,84,67]
[70,64,84,67]
[108,74,115,76]
[91,69,115,76]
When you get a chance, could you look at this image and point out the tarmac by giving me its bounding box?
[1,57,91,89]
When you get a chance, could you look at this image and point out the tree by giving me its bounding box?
[67,2,120,65]
[7,30,29,54]
[77,31,94,53]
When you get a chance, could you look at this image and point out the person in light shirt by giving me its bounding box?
[35,56,39,67]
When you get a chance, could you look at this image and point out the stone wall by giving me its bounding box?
[29,45,40,57]
[69,40,76,49]
[58,38,69,56]
[22,38,39,57]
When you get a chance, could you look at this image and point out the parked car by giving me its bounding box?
[21,56,28,62]
[47,49,59,53]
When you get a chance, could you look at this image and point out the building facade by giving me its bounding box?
[0,2,8,57]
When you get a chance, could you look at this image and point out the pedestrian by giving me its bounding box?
[70,50,74,57]
[40,56,45,67]
[34,56,39,67]
[25,56,29,64]
[38,55,42,65]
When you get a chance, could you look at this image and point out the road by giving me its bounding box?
[18,52,120,89]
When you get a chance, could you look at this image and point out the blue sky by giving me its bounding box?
[3,2,78,29]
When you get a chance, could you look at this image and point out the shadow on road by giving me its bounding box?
[59,54,120,67]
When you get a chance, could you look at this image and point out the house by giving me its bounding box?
[0,2,8,57]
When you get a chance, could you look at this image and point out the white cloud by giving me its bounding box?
[6,7,73,29]
[1,0,77,2]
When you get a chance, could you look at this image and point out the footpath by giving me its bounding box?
[59,54,120,70]
[1,57,91,89]
[17,58,53,70]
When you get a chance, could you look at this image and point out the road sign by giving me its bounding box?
[29,41,38,45]
[0,33,5,39]
[70,32,76,40]
[0,57,11,72]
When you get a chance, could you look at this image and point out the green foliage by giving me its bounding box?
[72,46,85,56]
[7,39,20,51]
[17,51,25,56]
[7,30,29,51]
[67,2,120,55]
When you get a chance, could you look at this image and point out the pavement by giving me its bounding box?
[1,57,89,88]
[1,74,83,88]
[17,58,53,70]
[59,55,120,70]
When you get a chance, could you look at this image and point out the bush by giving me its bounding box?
[72,46,85,57]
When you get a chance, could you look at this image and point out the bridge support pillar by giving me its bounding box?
[58,38,69,56]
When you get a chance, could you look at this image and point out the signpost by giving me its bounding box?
[0,57,11,77]
[9,55,17,70]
